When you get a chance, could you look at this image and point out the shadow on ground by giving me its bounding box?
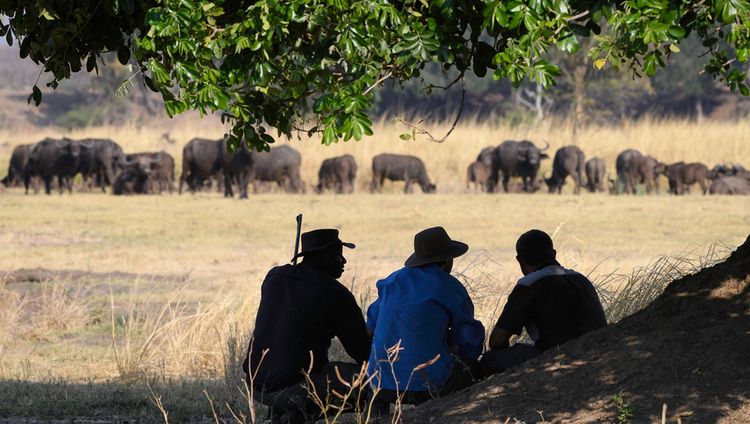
[405,235,750,423]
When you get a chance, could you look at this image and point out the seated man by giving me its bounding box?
[243,229,371,424]
[366,226,485,406]
[482,229,607,375]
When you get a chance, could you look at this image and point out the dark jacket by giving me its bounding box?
[243,263,371,392]
[496,261,607,351]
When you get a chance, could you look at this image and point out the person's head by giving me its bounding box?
[404,226,467,271]
[294,229,355,279]
[302,243,346,279]
[515,229,556,275]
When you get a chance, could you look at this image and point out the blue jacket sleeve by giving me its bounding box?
[446,280,485,360]
[366,296,380,332]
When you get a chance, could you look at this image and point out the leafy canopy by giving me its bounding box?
[1,0,749,150]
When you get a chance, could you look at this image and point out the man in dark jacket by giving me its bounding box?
[243,229,371,424]
[481,229,607,375]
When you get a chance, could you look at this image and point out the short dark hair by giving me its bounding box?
[516,229,554,266]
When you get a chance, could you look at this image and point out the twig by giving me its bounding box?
[396,74,466,143]
[550,199,584,240]
[363,71,394,96]
[204,390,221,424]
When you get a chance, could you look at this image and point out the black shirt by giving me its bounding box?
[244,263,371,392]
[496,262,607,351]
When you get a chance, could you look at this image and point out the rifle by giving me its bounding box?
[292,214,303,265]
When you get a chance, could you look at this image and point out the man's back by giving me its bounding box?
[366,265,484,392]
[498,264,607,351]
[247,264,369,392]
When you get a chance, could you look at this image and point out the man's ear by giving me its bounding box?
[551,249,557,260]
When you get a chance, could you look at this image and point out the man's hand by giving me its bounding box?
[488,326,513,351]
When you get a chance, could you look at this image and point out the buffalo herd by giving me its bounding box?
[2,137,749,196]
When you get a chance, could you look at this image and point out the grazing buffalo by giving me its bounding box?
[615,149,665,194]
[370,153,436,194]
[585,157,606,193]
[475,146,498,191]
[126,151,175,194]
[635,155,666,194]
[709,176,750,195]
[2,144,38,191]
[179,138,224,194]
[709,163,748,180]
[664,162,709,195]
[315,154,357,194]
[113,153,163,195]
[76,138,126,192]
[223,144,305,198]
[467,160,491,192]
[614,149,642,194]
[544,145,585,194]
[248,145,304,194]
[25,138,92,195]
[220,141,253,198]
[491,140,550,193]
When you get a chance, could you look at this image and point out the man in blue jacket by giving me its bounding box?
[366,226,485,405]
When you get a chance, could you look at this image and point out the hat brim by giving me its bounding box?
[404,240,468,267]
[292,241,355,261]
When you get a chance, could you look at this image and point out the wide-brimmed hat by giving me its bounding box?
[404,226,468,267]
[292,229,355,261]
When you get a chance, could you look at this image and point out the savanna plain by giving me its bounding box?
[0,117,749,421]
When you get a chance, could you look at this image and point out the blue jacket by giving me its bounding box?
[366,265,485,392]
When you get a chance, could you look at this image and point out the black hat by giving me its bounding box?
[292,229,355,261]
[404,226,468,267]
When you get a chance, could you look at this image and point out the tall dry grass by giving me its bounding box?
[0,241,735,422]
[1,116,748,193]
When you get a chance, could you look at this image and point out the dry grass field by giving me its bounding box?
[0,117,749,420]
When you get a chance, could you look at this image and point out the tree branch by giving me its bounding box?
[363,71,393,96]
[396,74,466,143]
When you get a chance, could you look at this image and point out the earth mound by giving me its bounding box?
[406,236,750,423]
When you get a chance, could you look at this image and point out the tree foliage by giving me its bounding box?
[1,0,749,150]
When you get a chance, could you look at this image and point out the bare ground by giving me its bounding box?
[405,235,750,423]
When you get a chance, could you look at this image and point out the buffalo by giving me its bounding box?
[491,140,550,193]
[544,145,585,194]
[467,160,491,192]
[2,144,39,192]
[246,145,305,195]
[370,153,436,194]
[113,153,164,195]
[76,138,126,192]
[709,176,750,195]
[220,141,253,198]
[615,149,665,194]
[585,157,606,193]
[222,144,305,198]
[663,162,709,195]
[179,138,224,194]
[125,151,175,194]
[709,163,748,180]
[25,138,92,195]
[315,154,357,194]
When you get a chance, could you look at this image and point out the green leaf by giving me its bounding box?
[27,85,42,106]
[722,1,737,23]
[117,45,130,65]
[399,133,412,140]
[667,26,686,39]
